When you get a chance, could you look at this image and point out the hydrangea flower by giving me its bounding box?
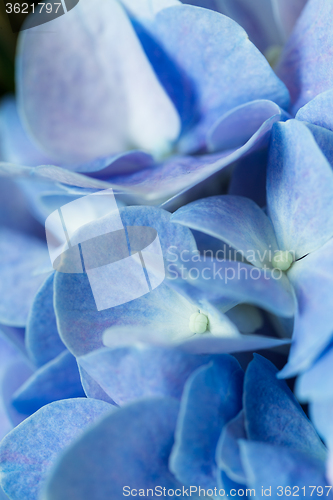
[171,118,333,378]
[0,354,328,499]
[0,0,290,206]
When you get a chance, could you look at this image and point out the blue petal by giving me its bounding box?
[244,354,326,460]
[42,398,186,499]
[182,0,283,52]
[207,100,289,153]
[1,108,286,205]
[310,399,333,444]
[296,345,333,402]
[146,5,289,152]
[17,0,180,163]
[33,116,280,203]
[103,326,291,355]
[276,0,333,114]
[78,366,116,405]
[0,228,50,326]
[54,206,198,356]
[170,357,243,488]
[0,332,25,439]
[0,99,157,176]
[12,351,85,415]
[216,410,247,484]
[171,195,278,268]
[0,398,113,500]
[0,96,54,167]
[78,345,213,405]
[25,273,65,367]
[296,89,333,132]
[240,441,330,497]
[267,120,333,258]
[280,239,333,377]
[1,358,34,426]
[304,123,333,168]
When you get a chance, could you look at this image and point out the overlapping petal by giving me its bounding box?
[296,345,333,402]
[17,0,180,163]
[276,0,333,113]
[0,228,50,326]
[240,441,330,497]
[171,195,278,267]
[244,355,326,460]
[267,120,333,258]
[25,273,65,367]
[12,351,85,414]
[42,399,186,500]
[145,4,288,152]
[170,357,243,488]
[78,345,213,406]
[280,239,333,377]
[216,410,247,484]
[0,399,113,500]
[296,90,333,132]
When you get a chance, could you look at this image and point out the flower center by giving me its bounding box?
[189,312,209,334]
[271,250,293,271]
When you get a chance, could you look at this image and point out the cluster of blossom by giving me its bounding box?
[0,0,333,498]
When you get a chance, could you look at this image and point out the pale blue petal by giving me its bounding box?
[171,195,279,268]
[0,332,25,440]
[42,399,187,500]
[276,0,333,114]
[244,354,326,460]
[103,326,291,355]
[1,359,34,426]
[267,120,333,258]
[305,123,333,168]
[0,228,50,326]
[3,110,284,204]
[78,366,116,405]
[78,346,213,405]
[296,89,333,132]
[216,410,247,484]
[33,132,265,203]
[207,100,289,153]
[17,0,180,163]
[0,96,54,166]
[25,273,65,367]
[240,441,330,497]
[0,399,113,500]
[54,206,198,356]
[296,345,333,402]
[12,351,85,414]
[170,357,243,488]
[182,0,283,52]
[280,239,333,377]
[310,399,333,444]
[146,4,289,152]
